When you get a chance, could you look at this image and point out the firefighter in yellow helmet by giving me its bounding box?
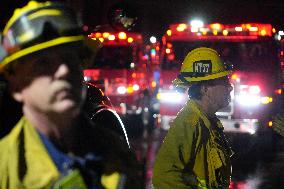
[153,47,233,189]
[0,1,142,189]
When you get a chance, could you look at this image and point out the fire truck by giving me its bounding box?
[157,21,283,134]
[84,31,158,138]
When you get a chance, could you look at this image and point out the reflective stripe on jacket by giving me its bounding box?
[153,100,232,189]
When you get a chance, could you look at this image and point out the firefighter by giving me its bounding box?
[0,1,141,188]
[273,114,284,137]
[83,82,130,148]
[152,47,233,189]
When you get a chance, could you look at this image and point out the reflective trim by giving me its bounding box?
[27,9,61,20]
[0,35,83,72]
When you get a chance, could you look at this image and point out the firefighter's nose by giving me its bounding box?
[54,63,70,79]
[228,84,233,92]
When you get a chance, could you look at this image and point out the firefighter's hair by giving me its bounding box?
[188,77,227,100]
[188,82,203,100]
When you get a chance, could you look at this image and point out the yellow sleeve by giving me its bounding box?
[101,172,121,189]
[152,116,201,189]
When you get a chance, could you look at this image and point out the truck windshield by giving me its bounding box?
[93,46,133,69]
[162,40,279,73]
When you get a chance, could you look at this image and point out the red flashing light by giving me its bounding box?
[260,29,267,36]
[127,37,134,43]
[103,32,110,38]
[166,43,173,48]
[249,26,258,32]
[210,23,222,30]
[275,89,282,95]
[231,73,238,80]
[167,23,273,38]
[88,32,142,45]
[118,32,127,39]
[166,48,171,54]
[168,54,175,60]
[223,30,229,36]
[235,26,243,31]
[177,23,187,32]
[108,35,115,40]
[95,32,101,38]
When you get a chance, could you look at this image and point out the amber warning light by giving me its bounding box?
[168,23,273,38]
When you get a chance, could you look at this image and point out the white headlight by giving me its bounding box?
[158,92,186,104]
[117,86,127,94]
[236,94,260,106]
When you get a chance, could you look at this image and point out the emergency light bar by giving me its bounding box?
[88,31,142,45]
[166,23,274,40]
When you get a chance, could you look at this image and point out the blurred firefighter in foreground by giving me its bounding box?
[0,1,141,188]
[152,47,233,189]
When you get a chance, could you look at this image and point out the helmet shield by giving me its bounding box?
[3,5,81,51]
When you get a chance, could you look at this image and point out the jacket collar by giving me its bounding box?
[9,116,60,188]
[185,100,224,130]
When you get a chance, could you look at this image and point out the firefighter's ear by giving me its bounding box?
[4,72,24,103]
[12,92,24,102]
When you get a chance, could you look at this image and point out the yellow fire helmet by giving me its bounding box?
[0,1,100,72]
[172,47,232,88]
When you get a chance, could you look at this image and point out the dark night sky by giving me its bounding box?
[1,0,284,40]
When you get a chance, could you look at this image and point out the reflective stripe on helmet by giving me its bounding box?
[0,36,84,71]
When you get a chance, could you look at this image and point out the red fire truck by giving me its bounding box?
[84,31,158,137]
[158,21,283,134]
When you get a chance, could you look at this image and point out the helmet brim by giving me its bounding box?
[173,70,232,87]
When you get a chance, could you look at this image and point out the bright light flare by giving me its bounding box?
[166,29,172,36]
[177,23,187,32]
[127,37,134,43]
[108,35,115,40]
[249,85,261,94]
[117,86,127,94]
[150,36,157,43]
[261,96,273,104]
[133,84,140,91]
[235,27,243,31]
[157,91,185,104]
[102,32,110,38]
[190,20,204,28]
[236,94,261,106]
[118,32,127,39]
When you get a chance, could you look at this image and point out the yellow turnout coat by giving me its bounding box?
[153,100,233,189]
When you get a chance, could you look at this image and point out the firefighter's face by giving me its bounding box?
[205,77,233,110]
[7,44,85,117]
